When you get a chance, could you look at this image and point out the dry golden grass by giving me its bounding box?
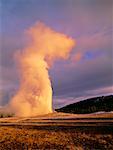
[0,112,113,123]
[0,112,113,149]
[0,126,113,150]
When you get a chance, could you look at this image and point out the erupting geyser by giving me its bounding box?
[9,22,75,117]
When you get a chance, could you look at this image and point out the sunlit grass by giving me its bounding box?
[0,126,113,149]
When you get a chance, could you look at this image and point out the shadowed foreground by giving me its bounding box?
[0,126,113,150]
[0,112,113,150]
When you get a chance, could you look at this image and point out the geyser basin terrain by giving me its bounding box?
[0,112,113,149]
[9,22,75,117]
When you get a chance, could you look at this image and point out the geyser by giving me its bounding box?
[9,22,75,117]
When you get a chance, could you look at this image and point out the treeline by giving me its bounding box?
[0,113,14,118]
[56,95,113,114]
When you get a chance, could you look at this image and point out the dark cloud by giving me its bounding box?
[51,53,112,94]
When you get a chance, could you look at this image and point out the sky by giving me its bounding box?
[0,0,113,108]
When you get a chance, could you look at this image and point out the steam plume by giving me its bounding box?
[10,22,75,117]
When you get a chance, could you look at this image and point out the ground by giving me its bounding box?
[0,112,113,150]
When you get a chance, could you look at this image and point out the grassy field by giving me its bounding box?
[0,126,113,150]
[0,112,113,150]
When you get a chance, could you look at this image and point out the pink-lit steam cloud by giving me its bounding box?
[9,22,75,117]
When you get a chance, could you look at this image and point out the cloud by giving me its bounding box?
[1,0,112,108]
[52,53,112,95]
[71,52,83,62]
[51,26,112,107]
[77,27,112,52]
[54,86,113,108]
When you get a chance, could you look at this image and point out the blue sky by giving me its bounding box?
[0,0,113,108]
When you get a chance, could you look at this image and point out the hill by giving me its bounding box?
[56,95,113,114]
